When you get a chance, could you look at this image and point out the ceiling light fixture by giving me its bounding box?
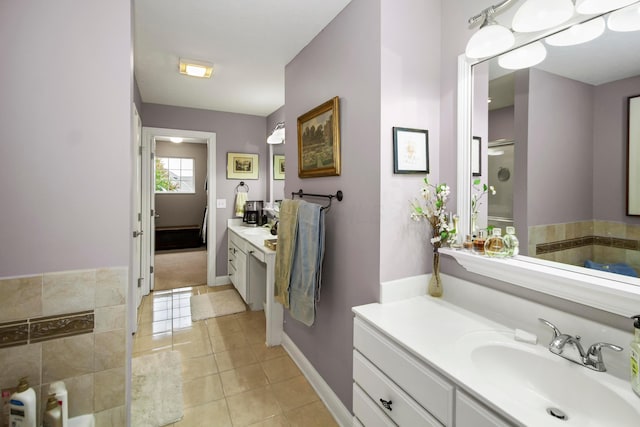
[545,16,605,46]
[575,0,637,15]
[465,1,516,59]
[179,58,214,78]
[607,3,640,32]
[169,137,183,143]
[498,41,548,70]
[267,122,285,145]
[512,0,575,33]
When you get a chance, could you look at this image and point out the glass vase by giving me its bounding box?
[428,249,443,297]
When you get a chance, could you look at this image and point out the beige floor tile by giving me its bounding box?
[260,355,301,384]
[226,385,282,427]
[207,316,243,337]
[173,338,213,359]
[136,319,173,337]
[182,373,224,409]
[220,363,269,396]
[210,331,249,353]
[173,323,209,345]
[182,354,219,382]
[174,399,232,427]
[250,344,287,362]
[271,376,319,412]
[215,346,258,372]
[248,415,290,427]
[133,332,173,353]
[284,401,338,427]
[243,327,267,345]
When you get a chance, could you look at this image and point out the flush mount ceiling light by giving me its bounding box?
[179,58,213,78]
[545,16,605,46]
[498,41,547,70]
[608,3,640,32]
[465,1,515,59]
[575,0,637,15]
[512,0,575,33]
[267,122,285,144]
[169,137,183,143]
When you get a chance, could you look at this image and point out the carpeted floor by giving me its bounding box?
[154,249,207,291]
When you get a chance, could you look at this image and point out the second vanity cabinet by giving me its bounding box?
[352,314,515,427]
[228,229,248,301]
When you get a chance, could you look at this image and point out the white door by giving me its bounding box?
[149,137,156,291]
[133,105,144,310]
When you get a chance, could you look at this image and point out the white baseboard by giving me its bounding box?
[281,333,352,427]
[212,275,231,286]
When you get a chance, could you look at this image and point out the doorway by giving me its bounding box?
[134,127,217,328]
[487,140,514,230]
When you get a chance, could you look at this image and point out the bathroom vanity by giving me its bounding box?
[352,275,640,427]
[227,219,283,346]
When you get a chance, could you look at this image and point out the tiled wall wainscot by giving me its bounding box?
[529,220,640,275]
[0,267,127,427]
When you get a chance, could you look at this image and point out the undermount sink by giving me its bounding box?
[457,331,640,426]
[240,227,269,236]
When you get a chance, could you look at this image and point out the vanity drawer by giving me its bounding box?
[248,243,265,262]
[354,317,454,425]
[354,350,443,427]
[229,230,248,253]
[353,383,395,427]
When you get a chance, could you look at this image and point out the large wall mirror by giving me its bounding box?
[452,2,640,316]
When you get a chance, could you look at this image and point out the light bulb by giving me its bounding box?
[608,3,640,32]
[575,0,636,15]
[498,41,547,70]
[512,0,575,33]
[466,24,515,59]
[545,17,605,46]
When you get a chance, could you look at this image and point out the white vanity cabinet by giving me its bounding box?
[228,230,248,302]
[352,314,515,427]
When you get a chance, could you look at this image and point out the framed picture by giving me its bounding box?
[392,127,429,174]
[273,155,285,180]
[227,152,259,180]
[471,136,481,177]
[297,96,341,178]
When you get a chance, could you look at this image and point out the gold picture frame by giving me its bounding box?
[297,96,341,178]
[273,155,285,180]
[226,152,259,180]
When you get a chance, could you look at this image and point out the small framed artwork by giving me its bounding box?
[274,155,285,180]
[392,127,429,174]
[471,136,482,177]
[297,96,341,178]
[227,152,259,180]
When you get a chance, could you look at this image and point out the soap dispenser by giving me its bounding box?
[631,315,640,397]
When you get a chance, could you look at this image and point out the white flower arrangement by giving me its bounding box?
[410,176,456,249]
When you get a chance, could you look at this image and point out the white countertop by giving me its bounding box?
[353,296,640,427]
[228,221,277,255]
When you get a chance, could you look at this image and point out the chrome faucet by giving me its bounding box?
[539,318,623,372]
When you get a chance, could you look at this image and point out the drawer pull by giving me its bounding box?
[379,398,393,411]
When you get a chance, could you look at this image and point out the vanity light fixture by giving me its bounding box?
[465,1,516,59]
[607,2,640,32]
[575,0,637,15]
[267,122,285,145]
[512,0,575,33]
[498,41,547,70]
[545,17,605,46]
[179,58,214,78]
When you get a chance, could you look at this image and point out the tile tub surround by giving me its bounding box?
[0,267,127,427]
[529,220,640,273]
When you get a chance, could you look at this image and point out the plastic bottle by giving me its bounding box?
[8,377,36,427]
[48,381,68,427]
[503,226,520,257]
[43,394,62,427]
[484,228,507,258]
[631,315,640,397]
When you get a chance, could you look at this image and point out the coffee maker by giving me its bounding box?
[243,200,265,226]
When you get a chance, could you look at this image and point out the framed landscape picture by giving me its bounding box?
[273,155,285,180]
[227,152,259,180]
[297,96,341,178]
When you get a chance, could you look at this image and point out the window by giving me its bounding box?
[155,157,195,193]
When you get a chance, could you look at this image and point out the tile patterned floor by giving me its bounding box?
[133,285,339,427]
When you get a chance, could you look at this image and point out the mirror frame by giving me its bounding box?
[629,94,640,215]
[445,9,640,317]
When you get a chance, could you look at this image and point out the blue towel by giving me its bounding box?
[584,260,638,278]
[289,201,325,326]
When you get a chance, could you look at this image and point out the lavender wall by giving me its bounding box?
[0,1,132,277]
[141,104,268,275]
[489,106,515,142]
[593,75,640,225]
[380,0,442,281]
[284,0,381,409]
[155,141,208,228]
[527,68,594,226]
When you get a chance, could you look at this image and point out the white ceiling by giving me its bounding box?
[134,0,352,117]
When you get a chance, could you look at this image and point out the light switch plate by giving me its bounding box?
[216,199,226,208]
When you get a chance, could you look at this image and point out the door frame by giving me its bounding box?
[140,127,217,295]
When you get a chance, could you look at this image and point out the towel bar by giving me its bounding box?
[291,189,343,210]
